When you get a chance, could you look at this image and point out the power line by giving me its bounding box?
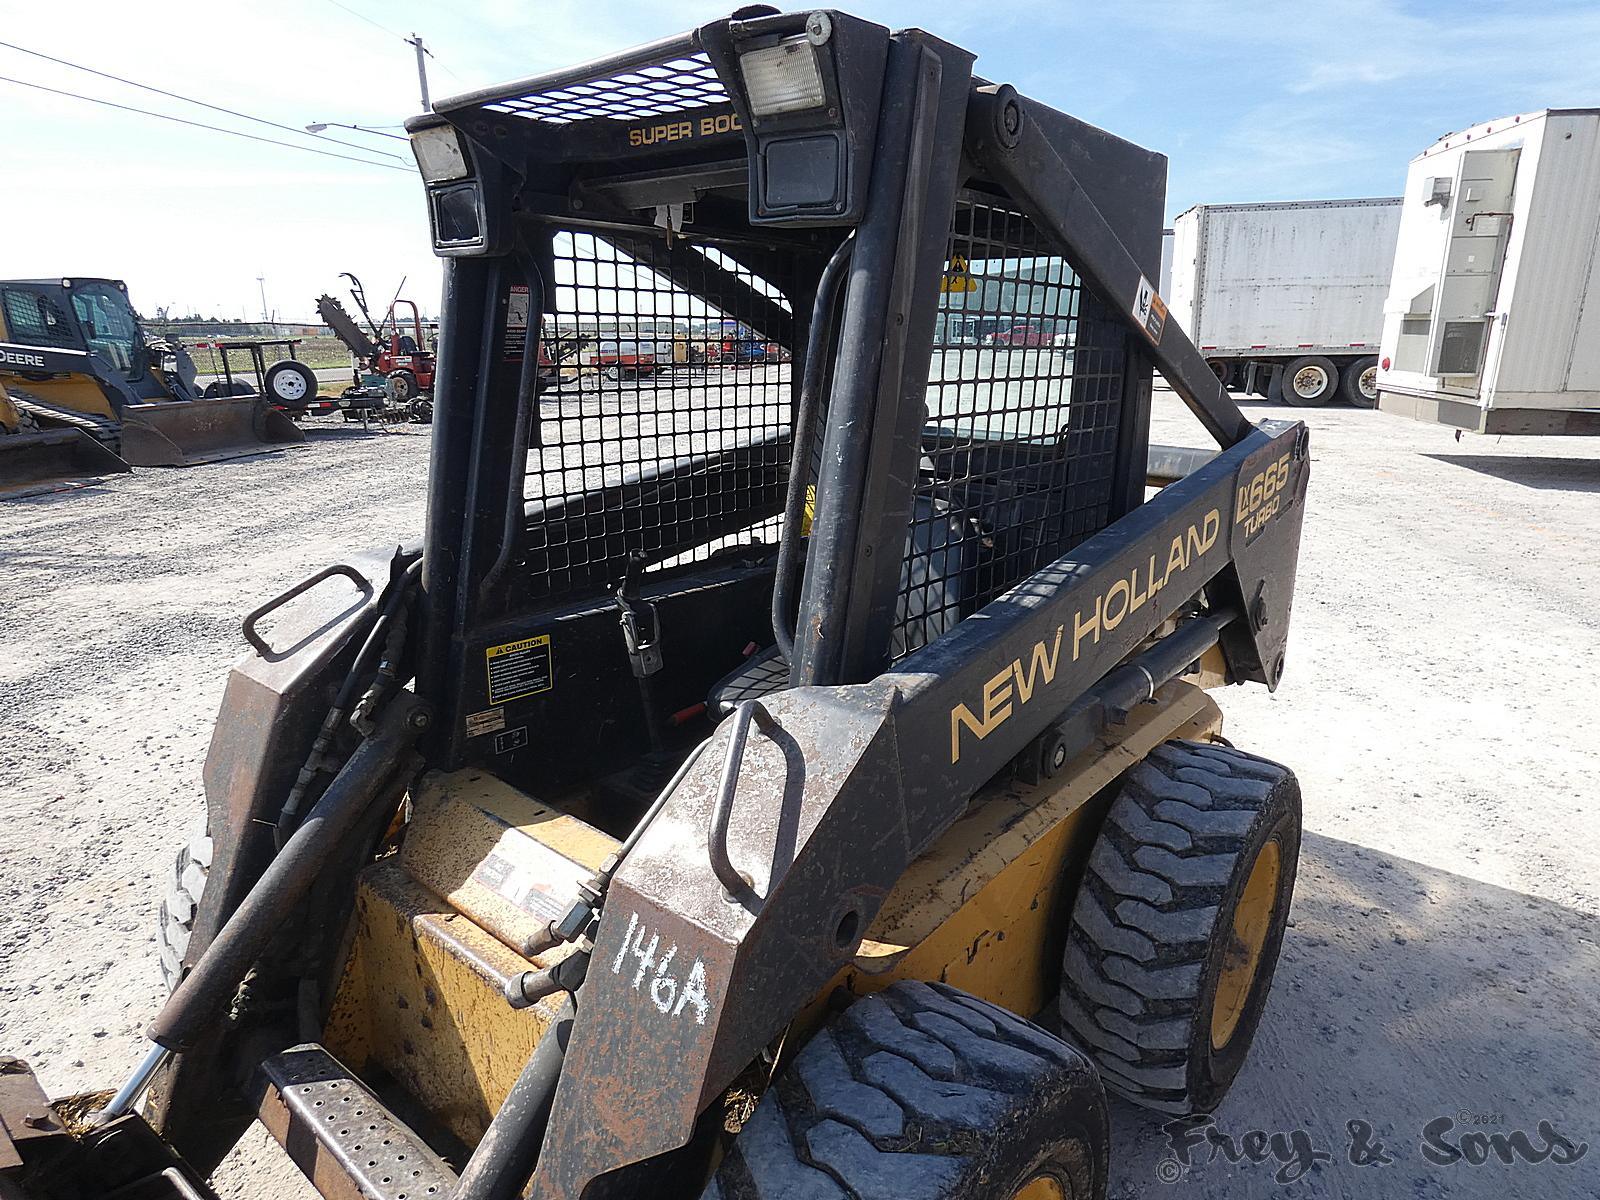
[314,1,470,93]
[0,38,407,163]
[320,0,406,42]
[0,74,411,171]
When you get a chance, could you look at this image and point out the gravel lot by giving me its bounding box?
[1,392,1596,1197]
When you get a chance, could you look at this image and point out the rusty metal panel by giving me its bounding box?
[850,682,1221,1012]
[532,683,918,1200]
[0,1055,64,1170]
[401,770,616,955]
[322,862,570,1146]
[119,398,304,467]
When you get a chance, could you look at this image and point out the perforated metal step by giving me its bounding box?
[255,1045,457,1200]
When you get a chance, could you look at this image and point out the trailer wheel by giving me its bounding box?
[1279,356,1337,406]
[1059,740,1300,1115]
[264,360,317,406]
[201,379,256,398]
[1205,359,1234,389]
[157,824,213,992]
[1341,356,1379,408]
[605,364,625,383]
[707,980,1107,1200]
[385,369,419,404]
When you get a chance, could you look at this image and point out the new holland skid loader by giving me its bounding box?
[0,11,1311,1199]
[0,277,303,471]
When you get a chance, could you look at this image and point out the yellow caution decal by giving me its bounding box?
[485,635,554,705]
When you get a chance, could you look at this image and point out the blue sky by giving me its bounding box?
[2,0,1595,320]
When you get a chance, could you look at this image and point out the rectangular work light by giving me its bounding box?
[410,124,471,183]
[739,35,828,117]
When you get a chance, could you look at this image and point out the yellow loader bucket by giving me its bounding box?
[118,397,305,467]
[0,427,130,498]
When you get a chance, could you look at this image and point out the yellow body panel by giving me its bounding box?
[325,680,1223,1138]
[0,373,116,418]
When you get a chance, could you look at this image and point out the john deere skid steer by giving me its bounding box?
[0,377,129,497]
[0,11,1310,1199]
[0,277,303,471]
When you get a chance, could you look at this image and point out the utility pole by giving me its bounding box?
[406,33,431,110]
[256,276,269,324]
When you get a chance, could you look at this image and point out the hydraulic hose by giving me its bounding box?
[148,695,429,1051]
[771,234,854,666]
[453,993,578,1200]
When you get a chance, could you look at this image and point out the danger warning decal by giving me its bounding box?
[485,635,553,705]
[1132,275,1167,345]
[940,254,978,294]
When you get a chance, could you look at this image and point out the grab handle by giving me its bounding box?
[242,564,372,658]
[708,700,780,899]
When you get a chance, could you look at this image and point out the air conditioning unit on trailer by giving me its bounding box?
[1377,108,1600,435]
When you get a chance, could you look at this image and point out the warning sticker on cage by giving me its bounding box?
[504,284,530,363]
[1132,275,1167,345]
[465,707,506,738]
[472,838,587,924]
[485,635,553,705]
[940,254,978,294]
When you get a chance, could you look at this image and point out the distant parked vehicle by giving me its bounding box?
[984,323,1050,347]
[589,339,657,381]
[1167,198,1401,406]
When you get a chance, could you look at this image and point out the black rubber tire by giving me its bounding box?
[157,827,212,992]
[1058,740,1300,1115]
[1279,356,1338,406]
[1340,356,1380,408]
[1205,359,1234,389]
[706,980,1108,1200]
[264,360,316,406]
[604,364,624,383]
[408,395,434,424]
[201,379,256,398]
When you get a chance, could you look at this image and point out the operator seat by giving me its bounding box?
[707,492,976,715]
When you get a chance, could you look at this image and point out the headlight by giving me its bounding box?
[410,124,471,183]
[739,35,827,117]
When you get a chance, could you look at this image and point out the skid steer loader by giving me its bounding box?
[0,277,303,469]
[0,11,1311,1200]
[0,377,129,497]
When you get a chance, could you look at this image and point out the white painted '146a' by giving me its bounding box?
[611,910,711,1024]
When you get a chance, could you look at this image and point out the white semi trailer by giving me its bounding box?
[1167,198,1402,406]
[1376,108,1600,435]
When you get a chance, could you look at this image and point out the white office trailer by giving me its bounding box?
[1166,198,1403,406]
[1377,109,1600,435]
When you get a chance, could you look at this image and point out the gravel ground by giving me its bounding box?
[1,392,1596,1198]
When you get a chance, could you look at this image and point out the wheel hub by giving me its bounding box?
[1013,1174,1067,1200]
[1291,366,1327,399]
[1210,838,1282,1050]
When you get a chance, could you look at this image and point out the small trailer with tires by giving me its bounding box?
[183,337,325,412]
[1376,108,1600,435]
[1168,197,1402,406]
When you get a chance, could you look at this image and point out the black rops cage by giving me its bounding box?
[409,11,1166,783]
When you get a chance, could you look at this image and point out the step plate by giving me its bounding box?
[255,1045,457,1200]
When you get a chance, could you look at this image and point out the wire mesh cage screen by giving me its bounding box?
[522,230,795,602]
[895,193,1130,657]
[483,53,729,124]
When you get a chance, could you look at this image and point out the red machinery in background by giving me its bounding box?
[315,274,436,422]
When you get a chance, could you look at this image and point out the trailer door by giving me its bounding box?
[1426,148,1519,385]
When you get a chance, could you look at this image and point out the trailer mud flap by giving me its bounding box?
[120,398,305,467]
[0,428,130,498]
